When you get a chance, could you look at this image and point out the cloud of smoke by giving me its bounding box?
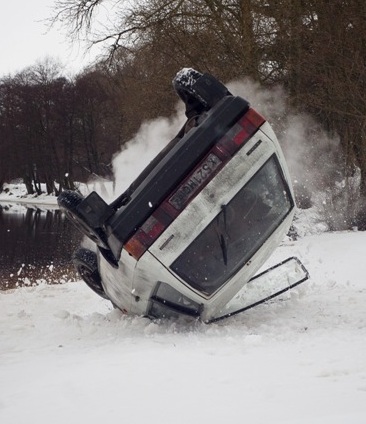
[229,78,344,210]
[110,79,289,198]
[111,104,186,196]
[281,114,341,186]
[227,79,287,121]
[107,76,348,229]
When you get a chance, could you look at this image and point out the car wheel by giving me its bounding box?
[173,68,207,107]
[72,247,109,299]
[58,190,109,249]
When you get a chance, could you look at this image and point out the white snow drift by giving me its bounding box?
[1,231,366,424]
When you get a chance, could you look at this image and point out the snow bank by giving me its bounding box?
[1,232,366,423]
[0,182,58,208]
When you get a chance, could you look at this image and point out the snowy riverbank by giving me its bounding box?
[0,181,113,209]
[0,182,58,209]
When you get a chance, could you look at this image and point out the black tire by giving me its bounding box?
[72,247,109,299]
[58,190,109,249]
[173,68,207,112]
[173,69,230,116]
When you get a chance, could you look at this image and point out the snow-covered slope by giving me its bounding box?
[1,232,365,424]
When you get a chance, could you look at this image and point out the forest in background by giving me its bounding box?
[0,0,365,229]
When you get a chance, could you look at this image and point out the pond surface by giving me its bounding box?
[0,203,83,289]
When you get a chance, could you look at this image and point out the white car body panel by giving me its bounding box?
[99,121,296,321]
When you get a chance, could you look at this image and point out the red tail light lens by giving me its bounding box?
[216,108,265,156]
[124,107,265,260]
[124,207,174,259]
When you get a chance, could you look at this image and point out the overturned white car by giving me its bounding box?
[58,69,308,323]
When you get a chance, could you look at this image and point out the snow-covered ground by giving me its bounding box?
[1,230,366,424]
[0,182,58,208]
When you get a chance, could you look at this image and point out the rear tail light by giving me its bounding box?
[215,108,265,156]
[124,107,265,260]
[124,207,174,259]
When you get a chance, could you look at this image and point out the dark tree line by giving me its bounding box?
[0,60,121,194]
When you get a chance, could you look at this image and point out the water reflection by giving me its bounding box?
[0,204,82,289]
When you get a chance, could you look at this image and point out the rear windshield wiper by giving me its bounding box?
[217,204,229,266]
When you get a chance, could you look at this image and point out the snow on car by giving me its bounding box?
[58,68,309,322]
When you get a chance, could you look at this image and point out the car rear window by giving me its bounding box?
[170,155,293,296]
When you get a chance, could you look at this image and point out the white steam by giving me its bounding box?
[111,106,186,195]
[227,79,287,121]
[228,78,342,201]
[110,79,290,199]
[104,76,350,230]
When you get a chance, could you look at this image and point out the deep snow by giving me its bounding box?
[1,231,366,424]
